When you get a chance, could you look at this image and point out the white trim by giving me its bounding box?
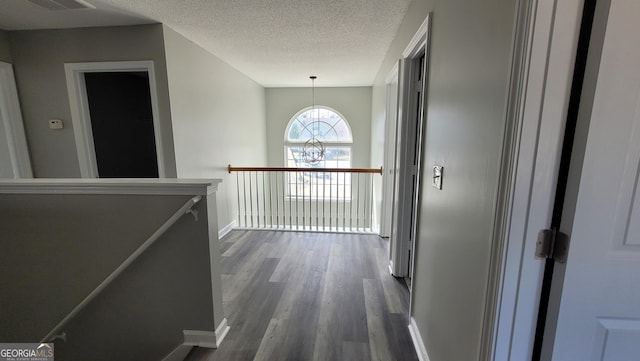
[183,330,217,348]
[380,62,400,238]
[218,220,237,239]
[408,317,431,361]
[402,16,431,58]
[0,178,221,195]
[183,318,229,348]
[389,58,408,278]
[394,13,432,281]
[163,319,230,361]
[492,0,585,360]
[214,318,230,347]
[65,63,96,177]
[0,62,32,178]
[64,61,166,178]
[481,0,539,358]
[162,319,230,361]
[385,62,399,84]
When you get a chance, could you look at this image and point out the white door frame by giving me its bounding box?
[380,62,399,239]
[491,0,585,359]
[0,62,32,178]
[389,15,431,279]
[64,61,166,178]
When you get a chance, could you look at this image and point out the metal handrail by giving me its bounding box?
[41,195,203,343]
[228,165,382,174]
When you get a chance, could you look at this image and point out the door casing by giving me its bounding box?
[491,0,587,359]
[64,61,165,178]
[389,15,431,280]
[0,62,32,178]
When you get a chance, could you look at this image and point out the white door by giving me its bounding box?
[391,52,427,280]
[550,0,640,359]
[380,65,399,238]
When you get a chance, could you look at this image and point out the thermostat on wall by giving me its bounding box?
[49,119,64,130]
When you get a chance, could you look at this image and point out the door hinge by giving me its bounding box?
[535,229,569,263]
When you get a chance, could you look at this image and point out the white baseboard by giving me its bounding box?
[409,317,431,361]
[183,318,230,349]
[218,220,237,239]
[183,330,217,348]
[214,318,230,347]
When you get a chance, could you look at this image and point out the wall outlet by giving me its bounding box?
[49,119,64,130]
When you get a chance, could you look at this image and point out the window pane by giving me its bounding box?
[287,108,352,142]
[286,146,350,169]
[288,119,312,140]
[285,146,352,200]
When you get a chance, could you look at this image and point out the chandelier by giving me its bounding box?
[301,76,325,165]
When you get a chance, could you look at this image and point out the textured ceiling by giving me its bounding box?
[0,0,412,87]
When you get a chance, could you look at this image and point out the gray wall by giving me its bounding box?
[0,30,11,63]
[162,26,267,231]
[371,0,517,359]
[8,25,177,178]
[265,87,372,168]
[0,193,219,360]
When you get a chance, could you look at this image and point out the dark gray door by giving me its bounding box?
[84,71,158,178]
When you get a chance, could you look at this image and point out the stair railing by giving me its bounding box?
[228,165,382,233]
[41,195,203,343]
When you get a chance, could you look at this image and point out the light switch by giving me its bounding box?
[432,165,443,190]
[49,119,64,130]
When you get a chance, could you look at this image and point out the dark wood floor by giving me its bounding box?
[186,230,418,361]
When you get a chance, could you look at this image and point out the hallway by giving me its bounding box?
[186,230,418,360]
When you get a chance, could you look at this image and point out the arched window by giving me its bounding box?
[285,107,352,168]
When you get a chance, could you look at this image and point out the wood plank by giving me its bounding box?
[313,240,370,361]
[363,278,393,361]
[373,243,409,314]
[252,318,287,361]
[342,341,372,361]
[222,243,277,304]
[186,230,418,361]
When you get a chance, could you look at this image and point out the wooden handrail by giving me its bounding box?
[228,165,382,175]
